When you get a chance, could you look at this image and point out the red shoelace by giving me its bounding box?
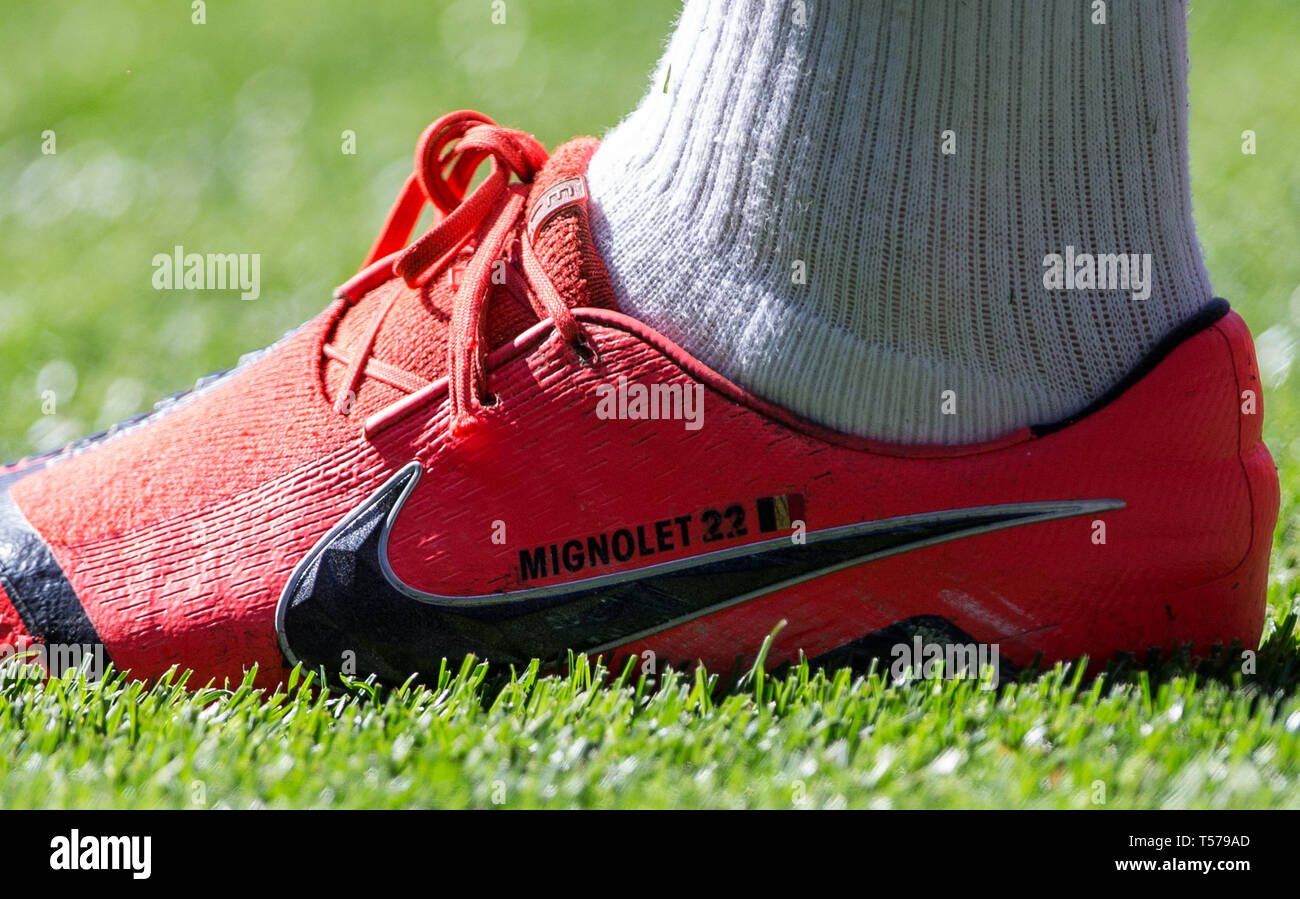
[332,110,591,436]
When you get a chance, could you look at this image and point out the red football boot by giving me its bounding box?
[0,111,1279,686]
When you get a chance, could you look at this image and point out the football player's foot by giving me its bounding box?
[0,112,1278,685]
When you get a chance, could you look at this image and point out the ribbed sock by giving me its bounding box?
[586,0,1213,443]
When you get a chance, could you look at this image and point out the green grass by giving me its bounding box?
[0,0,1298,808]
[1,628,1297,809]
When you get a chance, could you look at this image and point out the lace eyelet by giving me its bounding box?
[478,392,501,408]
[571,339,599,367]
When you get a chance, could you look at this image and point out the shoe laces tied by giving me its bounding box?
[351,110,590,437]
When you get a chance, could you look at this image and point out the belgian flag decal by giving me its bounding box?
[756,493,806,533]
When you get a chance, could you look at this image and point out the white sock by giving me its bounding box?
[586,0,1213,444]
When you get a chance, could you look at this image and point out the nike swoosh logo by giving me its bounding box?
[276,462,1123,682]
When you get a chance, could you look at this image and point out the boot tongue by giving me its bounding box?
[524,136,618,312]
[323,137,617,415]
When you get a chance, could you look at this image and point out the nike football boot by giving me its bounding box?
[0,111,1279,686]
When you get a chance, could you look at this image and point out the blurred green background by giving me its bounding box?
[0,0,678,456]
[0,0,1296,515]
